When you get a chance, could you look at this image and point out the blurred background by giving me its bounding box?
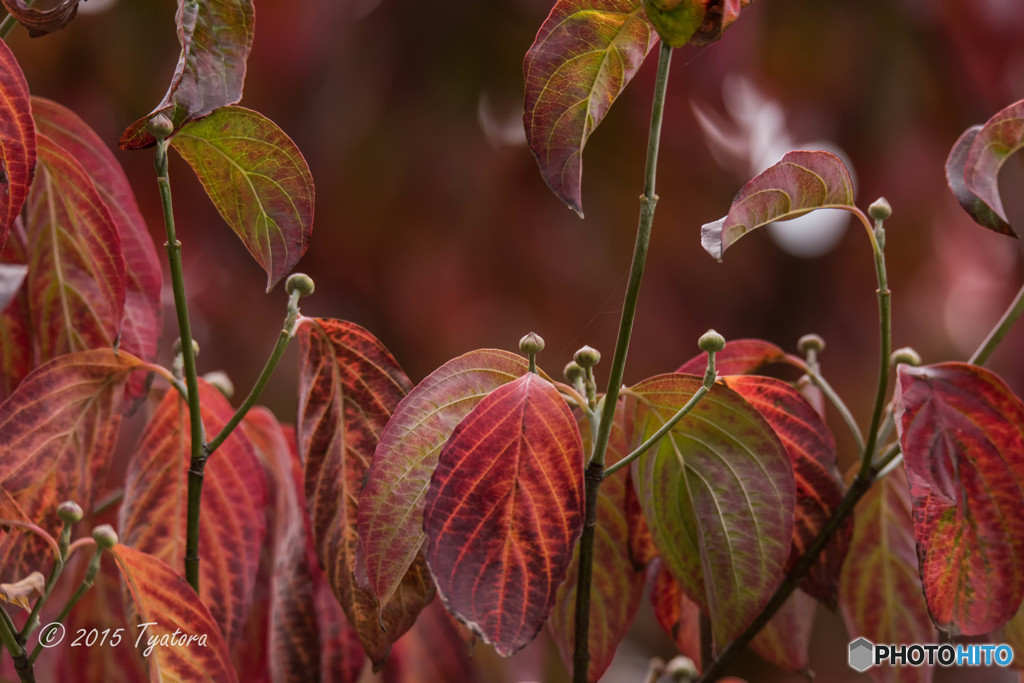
[8,0,1024,680]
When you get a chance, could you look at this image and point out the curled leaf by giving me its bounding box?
[524,0,657,217]
[0,570,44,611]
[945,125,1015,236]
[959,99,1024,235]
[701,150,856,261]
[691,0,754,46]
[0,0,79,38]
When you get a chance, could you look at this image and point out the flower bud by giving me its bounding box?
[664,655,699,681]
[797,333,826,355]
[57,501,83,525]
[869,197,892,222]
[172,338,200,358]
[573,345,601,368]
[563,361,585,385]
[891,346,922,367]
[202,371,235,399]
[92,524,119,550]
[697,329,726,353]
[518,332,545,356]
[285,273,315,298]
[147,113,174,140]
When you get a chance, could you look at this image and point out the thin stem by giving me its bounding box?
[206,290,302,455]
[969,281,1024,366]
[0,0,31,41]
[0,607,32,683]
[30,547,102,664]
[856,212,891,479]
[571,41,673,683]
[154,138,206,592]
[803,370,865,455]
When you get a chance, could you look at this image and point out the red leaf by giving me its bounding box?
[0,266,31,403]
[0,40,35,254]
[25,134,126,361]
[0,0,79,37]
[962,99,1024,233]
[423,372,585,656]
[242,408,365,683]
[650,560,702,669]
[723,375,848,607]
[629,373,794,649]
[676,338,807,376]
[840,465,937,683]
[749,588,815,672]
[945,125,1015,237]
[359,349,530,617]
[691,0,754,46]
[0,350,144,577]
[701,150,857,261]
[382,600,483,683]
[549,403,645,682]
[894,362,1024,635]
[296,317,431,668]
[119,0,255,149]
[111,544,238,682]
[31,97,162,389]
[119,380,269,650]
[523,0,657,217]
[169,107,314,291]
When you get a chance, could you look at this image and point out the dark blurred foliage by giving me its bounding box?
[7,0,1024,680]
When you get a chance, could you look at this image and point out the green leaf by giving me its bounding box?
[701,150,857,261]
[629,373,794,648]
[524,0,657,217]
[120,0,255,149]
[959,99,1024,235]
[0,39,36,255]
[170,107,314,291]
[423,373,585,656]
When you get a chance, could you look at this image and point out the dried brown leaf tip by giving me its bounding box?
[0,571,45,611]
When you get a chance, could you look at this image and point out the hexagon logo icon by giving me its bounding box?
[849,637,874,672]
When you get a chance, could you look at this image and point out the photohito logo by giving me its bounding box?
[848,637,1014,671]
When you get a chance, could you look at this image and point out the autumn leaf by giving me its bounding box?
[701,150,857,261]
[629,373,794,649]
[960,99,1024,234]
[524,0,657,217]
[749,589,815,672]
[423,372,585,657]
[0,39,35,254]
[359,349,531,618]
[945,125,1015,237]
[297,317,431,668]
[894,362,1024,635]
[676,337,806,376]
[111,544,238,682]
[119,0,255,149]
[119,380,269,650]
[690,0,755,46]
[0,0,80,37]
[382,601,483,683]
[0,570,44,611]
[649,560,702,668]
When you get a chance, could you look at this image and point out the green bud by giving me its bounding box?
[797,333,826,355]
[92,524,119,550]
[664,655,699,681]
[147,113,174,140]
[573,345,601,368]
[57,501,83,525]
[697,329,726,353]
[891,346,922,367]
[519,332,545,356]
[643,0,706,48]
[869,197,892,222]
[563,361,585,384]
[285,273,315,298]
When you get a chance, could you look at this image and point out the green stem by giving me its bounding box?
[803,369,865,455]
[0,607,32,683]
[856,212,891,479]
[154,138,206,592]
[969,281,1024,366]
[571,40,673,683]
[0,0,31,41]
[205,290,301,455]
[30,548,102,664]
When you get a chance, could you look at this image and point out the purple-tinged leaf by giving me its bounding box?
[676,338,807,376]
[524,0,657,217]
[0,40,36,254]
[359,349,530,619]
[649,560,702,669]
[945,125,1015,236]
[170,106,314,291]
[629,373,794,649]
[840,465,936,683]
[894,362,1024,635]
[962,100,1024,233]
[0,0,79,37]
[119,0,255,149]
[701,150,856,261]
[424,373,585,657]
[750,589,815,672]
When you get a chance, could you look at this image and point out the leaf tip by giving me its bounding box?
[701,217,726,261]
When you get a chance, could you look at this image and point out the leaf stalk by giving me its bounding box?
[969,281,1024,366]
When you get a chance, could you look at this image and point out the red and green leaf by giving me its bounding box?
[120,0,255,149]
[840,465,937,683]
[0,0,80,37]
[359,349,530,618]
[960,99,1024,234]
[723,375,847,607]
[423,372,585,657]
[629,373,795,649]
[701,150,857,261]
[945,125,1014,237]
[749,589,815,672]
[24,134,126,361]
[170,107,314,291]
[111,544,238,682]
[523,0,657,217]
[676,338,807,376]
[0,40,35,254]
[119,380,268,650]
[894,362,1024,635]
[0,350,144,577]
[32,97,162,383]
[297,317,431,668]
